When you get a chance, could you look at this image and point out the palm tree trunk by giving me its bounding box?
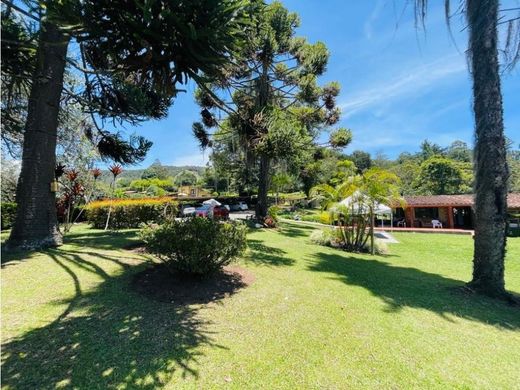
[7,22,70,250]
[466,0,508,298]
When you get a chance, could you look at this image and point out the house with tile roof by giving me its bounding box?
[390,193,520,229]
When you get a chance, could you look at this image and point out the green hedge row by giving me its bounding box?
[85,198,178,229]
[1,202,17,230]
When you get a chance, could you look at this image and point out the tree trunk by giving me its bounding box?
[256,153,270,219]
[466,0,508,298]
[370,208,375,255]
[6,22,70,250]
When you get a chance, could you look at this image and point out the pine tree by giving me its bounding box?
[3,0,253,249]
[193,1,350,218]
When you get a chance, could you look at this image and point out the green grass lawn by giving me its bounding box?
[1,223,519,389]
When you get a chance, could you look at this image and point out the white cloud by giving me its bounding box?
[339,55,467,118]
[364,0,385,40]
[170,152,208,167]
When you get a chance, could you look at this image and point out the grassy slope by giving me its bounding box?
[1,224,519,389]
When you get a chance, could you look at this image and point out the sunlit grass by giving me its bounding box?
[1,223,519,389]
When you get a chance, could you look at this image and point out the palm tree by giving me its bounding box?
[311,168,403,254]
[413,1,519,299]
[360,168,403,255]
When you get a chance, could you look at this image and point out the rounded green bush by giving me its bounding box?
[140,218,247,276]
[1,202,17,230]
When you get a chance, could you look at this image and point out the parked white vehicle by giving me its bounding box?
[182,206,197,216]
[237,201,248,211]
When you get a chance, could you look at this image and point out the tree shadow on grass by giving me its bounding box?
[244,239,294,266]
[1,228,140,267]
[308,251,520,329]
[64,228,140,250]
[279,223,316,238]
[1,249,227,389]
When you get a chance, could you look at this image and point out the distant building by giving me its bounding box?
[391,193,520,229]
[177,186,211,198]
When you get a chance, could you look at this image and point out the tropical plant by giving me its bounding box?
[58,169,85,233]
[360,168,403,255]
[311,168,403,254]
[104,164,123,230]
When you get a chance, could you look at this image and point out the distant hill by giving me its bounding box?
[99,165,205,184]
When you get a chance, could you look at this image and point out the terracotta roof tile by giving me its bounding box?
[398,193,520,209]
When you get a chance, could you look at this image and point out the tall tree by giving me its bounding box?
[346,150,372,173]
[193,1,349,218]
[416,156,464,195]
[413,1,519,299]
[2,0,253,249]
[141,160,169,180]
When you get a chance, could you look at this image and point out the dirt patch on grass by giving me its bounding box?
[131,264,254,305]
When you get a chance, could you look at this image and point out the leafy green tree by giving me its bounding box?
[389,159,421,195]
[174,170,199,187]
[300,148,344,196]
[270,172,295,204]
[330,160,357,186]
[193,1,347,218]
[129,178,174,192]
[416,156,464,195]
[141,160,169,180]
[446,140,472,163]
[0,157,19,202]
[418,140,445,161]
[346,150,372,173]
[414,0,520,299]
[4,0,253,249]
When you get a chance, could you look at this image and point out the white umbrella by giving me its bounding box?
[203,198,221,207]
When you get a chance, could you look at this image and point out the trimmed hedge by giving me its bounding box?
[85,198,177,229]
[1,202,17,230]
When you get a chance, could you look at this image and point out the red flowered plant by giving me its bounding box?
[109,164,123,178]
[57,167,85,233]
[105,164,124,230]
[92,167,102,180]
[66,169,80,182]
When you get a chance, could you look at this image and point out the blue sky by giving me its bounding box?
[121,0,520,168]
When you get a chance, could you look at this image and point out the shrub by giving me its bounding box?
[267,205,280,222]
[310,228,343,247]
[318,211,332,225]
[310,227,389,255]
[310,229,332,246]
[362,239,389,255]
[140,218,247,276]
[1,202,17,230]
[85,197,177,229]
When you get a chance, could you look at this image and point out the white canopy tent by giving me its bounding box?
[339,191,393,229]
[202,198,221,207]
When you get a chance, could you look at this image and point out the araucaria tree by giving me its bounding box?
[193,1,350,218]
[2,0,253,249]
[414,1,520,300]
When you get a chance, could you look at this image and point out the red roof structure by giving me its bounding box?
[398,193,520,209]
